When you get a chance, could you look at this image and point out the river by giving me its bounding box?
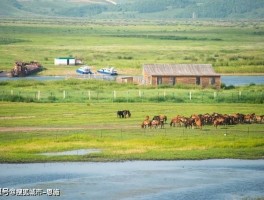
[0,160,263,200]
[0,75,263,86]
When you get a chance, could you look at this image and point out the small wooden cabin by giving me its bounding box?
[54,57,76,65]
[143,64,221,88]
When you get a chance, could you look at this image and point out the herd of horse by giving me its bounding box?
[116,110,263,129]
[141,113,263,129]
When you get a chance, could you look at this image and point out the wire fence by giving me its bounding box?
[0,88,263,103]
[3,125,263,141]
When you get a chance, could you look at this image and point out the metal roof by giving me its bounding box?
[143,64,220,76]
[55,57,75,60]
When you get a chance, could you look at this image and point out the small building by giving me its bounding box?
[54,57,76,65]
[116,76,134,84]
[143,64,221,88]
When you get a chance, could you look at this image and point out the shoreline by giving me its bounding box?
[1,158,263,164]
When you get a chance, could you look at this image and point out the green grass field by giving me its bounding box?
[0,102,263,162]
[0,18,263,75]
[0,18,263,162]
[0,79,263,104]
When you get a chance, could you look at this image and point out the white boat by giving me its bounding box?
[97,67,118,76]
[76,66,93,74]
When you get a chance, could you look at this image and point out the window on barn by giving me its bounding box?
[210,77,216,85]
[157,77,162,85]
[196,77,200,85]
[169,77,176,85]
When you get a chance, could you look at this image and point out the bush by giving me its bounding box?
[221,83,235,90]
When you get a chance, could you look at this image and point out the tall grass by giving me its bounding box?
[0,79,263,103]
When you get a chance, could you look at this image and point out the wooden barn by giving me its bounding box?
[143,64,221,88]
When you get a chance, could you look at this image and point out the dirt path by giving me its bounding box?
[0,125,139,132]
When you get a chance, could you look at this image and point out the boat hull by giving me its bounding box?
[97,70,118,76]
[76,69,93,74]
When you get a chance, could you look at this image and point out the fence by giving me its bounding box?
[0,89,263,103]
[4,126,263,142]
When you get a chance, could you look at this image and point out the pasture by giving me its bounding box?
[0,102,263,162]
[0,18,263,75]
[0,18,263,163]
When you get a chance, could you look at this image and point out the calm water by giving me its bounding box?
[0,160,263,200]
[221,76,264,86]
[0,75,263,86]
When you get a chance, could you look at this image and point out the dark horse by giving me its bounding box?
[117,110,131,118]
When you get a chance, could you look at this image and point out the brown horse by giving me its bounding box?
[141,120,151,128]
[150,119,161,128]
[141,116,151,128]
[170,115,185,127]
[194,117,203,129]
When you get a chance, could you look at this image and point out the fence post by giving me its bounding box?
[37,90,40,100]
[163,90,166,100]
[63,90,66,99]
[113,90,116,102]
[189,91,192,100]
[88,91,91,101]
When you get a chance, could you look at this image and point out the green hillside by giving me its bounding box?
[0,0,263,19]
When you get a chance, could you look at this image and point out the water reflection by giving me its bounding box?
[39,149,101,156]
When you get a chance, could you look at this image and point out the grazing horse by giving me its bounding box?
[213,117,225,128]
[151,116,165,129]
[123,110,131,118]
[117,110,131,118]
[141,116,151,128]
[194,116,203,129]
[159,115,167,124]
[183,118,194,129]
[117,110,124,118]
[170,115,185,127]
[150,119,160,128]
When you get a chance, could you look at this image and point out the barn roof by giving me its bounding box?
[143,64,220,76]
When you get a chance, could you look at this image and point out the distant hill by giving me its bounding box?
[0,0,263,19]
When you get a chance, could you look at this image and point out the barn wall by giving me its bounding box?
[54,58,76,65]
[68,59,76,65]
[150,76,221,89]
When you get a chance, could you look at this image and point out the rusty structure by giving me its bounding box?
[11,61,42,77]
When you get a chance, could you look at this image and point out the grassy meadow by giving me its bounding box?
[0,102,263,162]
[0,18,263,162]
[0,18,263,75]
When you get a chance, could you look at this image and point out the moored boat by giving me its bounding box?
[76,66,93,74]
[97,67,118,76]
